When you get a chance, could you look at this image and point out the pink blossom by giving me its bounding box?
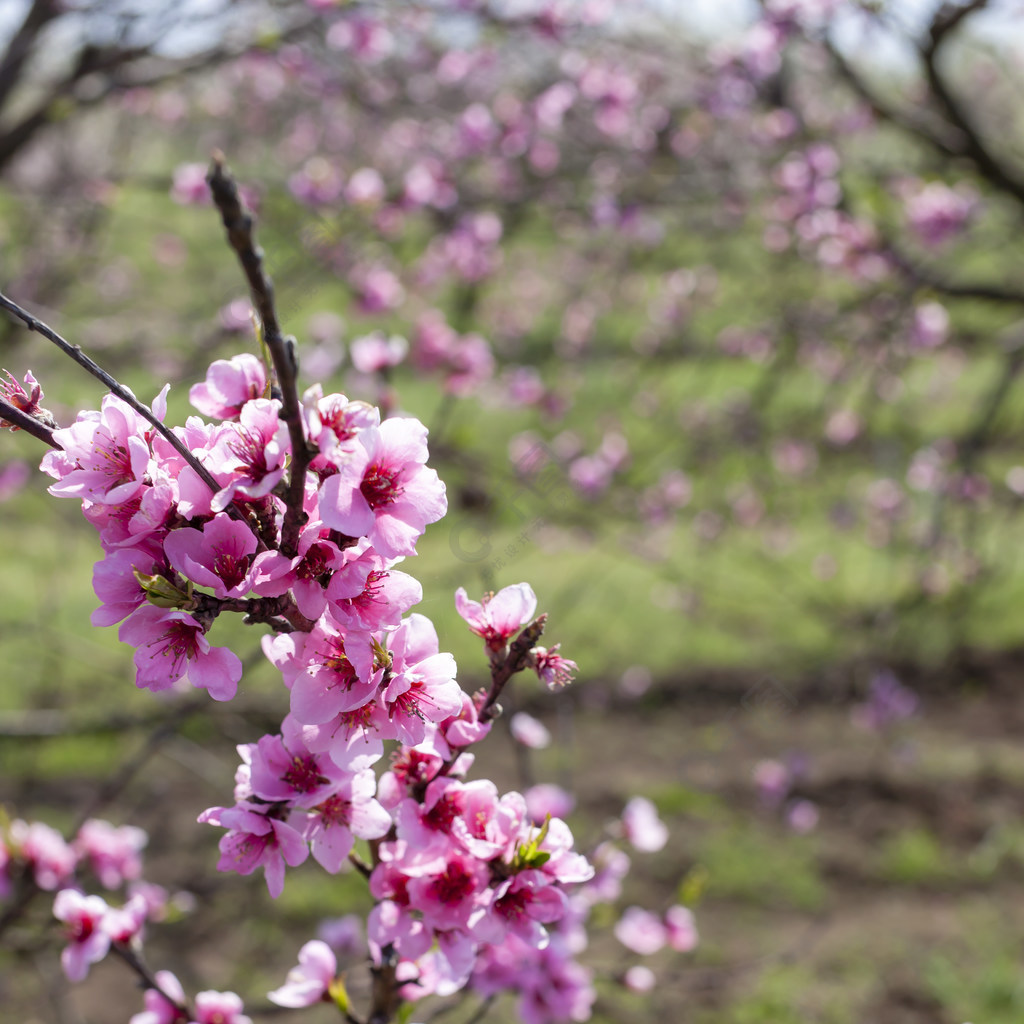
[189,354,267,420]
[42,394,154,506]
[192,990,252,1024]
[10,819,76,890]
[381,614,462,745]
[209,398,289,511]
[531,645,577,690]
[245,717,352,807]
[510,712,551,749]
[164,513,260,599]
[487,869,567,947]
[350,332,409,373]
[90,546,165,628]
[324,548,423,631]
[268,939,337,1007]
[524,784,575,824]
[53,889,111,982]
[250,524,350,620]
[198,804,308,898]
[664,904,699,952]
[614,906,666,955]
[286,623,379,726]
[129,970,186,1024]
[318,418,447,559]
[73,819,146,889]
[455,583,537,652]
[0,368,52,429]
[621,796,668,852]
[304,768,392,873]
[102,892,149,943]
[623,964,656,992]
[119,606,243,701]
[318,914,365,958]
[346,167,386,206]
[786,799,819,833]
[170,163,210,205]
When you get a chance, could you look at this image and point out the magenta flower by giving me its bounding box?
[510,712,551,750]
[164,513,260,599]
[119,606,243,701]
[664,904,699,952]
[488,870,567,948]
[318,418,447,559]
[620,796,668,853]
[250,524,349,620]
[42,394,153,506]
[53,889,111,982]
[382,615,462,745]
[191,991,252,1024]
[198,804,308,899]
[455,583,537,652]
[210,398,289,511]
[10,819,76,890]
[306,768,392,873]
[268,939,337,1007]
[189,354,267,420]
[531,644,577,690]
[614,906,667,956]
[350,332,409,373]
[129,970,186,1024]
[246,717,350,808]
[73,819,146,889]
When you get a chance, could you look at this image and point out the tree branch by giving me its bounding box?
[206,156,311,558]
[0,396,58,447]
[921,0,1024,204]
[0,291,238,507]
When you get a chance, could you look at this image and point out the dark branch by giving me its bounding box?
[0,396,58,447]
[921,0,1024,204]
[206,156,311,558]
[0,291,234,507]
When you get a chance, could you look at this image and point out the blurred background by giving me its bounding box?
[2,1,1024,1021]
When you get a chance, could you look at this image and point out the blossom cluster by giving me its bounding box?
[22,349,600,1018]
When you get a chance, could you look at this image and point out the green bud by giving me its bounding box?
[133,570,195,610]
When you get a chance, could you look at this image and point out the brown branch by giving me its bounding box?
[0,292,230,501]
[206,156,311,558]
[0,396,58,447]
[884,243,1024,308]
[109,943,191,1022]
[478,615,547,724]
[0,0,61,116]
[921,0,1024,205]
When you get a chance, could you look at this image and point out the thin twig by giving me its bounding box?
[109,942,192,1021]
[206,156,311,558]
[0,395,58,447]
[478,615,546,724]
[0,292,226,499]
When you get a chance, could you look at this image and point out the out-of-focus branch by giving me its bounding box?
[921,0,1024,205]
[0,0,61,115]
[884,243,1024,308]
[109,943,193,1022]
[207,156,311,558]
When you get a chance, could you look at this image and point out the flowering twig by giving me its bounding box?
[206,155,312,558]
[0,395,57,447]
[478,614,547,724]
[0,291,225,499]
[109,942,192,1022]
